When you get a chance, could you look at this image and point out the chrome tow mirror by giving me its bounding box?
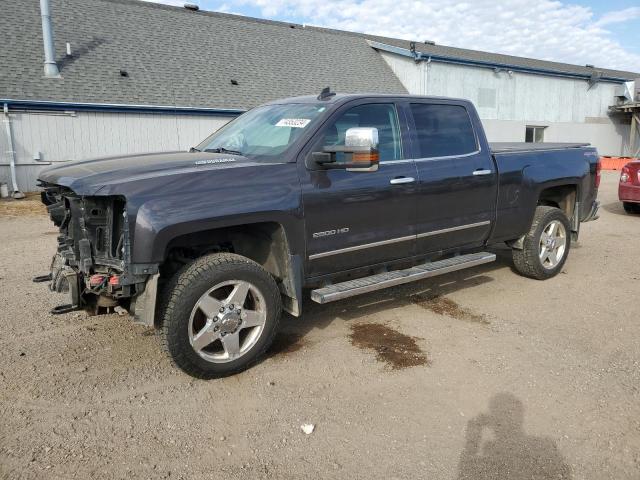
[308,127,380,172]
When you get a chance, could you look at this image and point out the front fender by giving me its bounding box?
[116,162,303,264]
[132,202,303,264]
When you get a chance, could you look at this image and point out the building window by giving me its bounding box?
[525,126,546,143]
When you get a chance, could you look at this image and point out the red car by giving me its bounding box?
[620,160,640,214]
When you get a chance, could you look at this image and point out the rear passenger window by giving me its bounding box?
[410,104,477,158]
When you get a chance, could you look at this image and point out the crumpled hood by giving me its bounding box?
[38,151,260,195]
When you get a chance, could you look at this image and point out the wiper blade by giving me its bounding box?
[189,147,201,152]
[204,147,244,156]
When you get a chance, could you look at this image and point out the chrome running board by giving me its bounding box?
[310,252,496,304]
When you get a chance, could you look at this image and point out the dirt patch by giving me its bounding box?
[411,294,489,324]
[267,331,306,357]
[349,323,428,369]
[0,195,46,217]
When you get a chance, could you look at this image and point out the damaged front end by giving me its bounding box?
[38,183,143,316]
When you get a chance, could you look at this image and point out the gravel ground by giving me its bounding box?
[1,171,639,479]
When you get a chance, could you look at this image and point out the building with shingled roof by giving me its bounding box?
[1,0,638,191]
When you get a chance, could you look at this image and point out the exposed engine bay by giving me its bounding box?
[39,183,142,315]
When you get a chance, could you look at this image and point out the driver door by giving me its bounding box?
[298,100,419,278]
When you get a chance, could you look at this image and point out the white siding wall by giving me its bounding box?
[380,51,630,156]
[480,118,630,155]
[0,110,232,192]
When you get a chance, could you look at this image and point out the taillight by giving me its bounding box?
[595,158,601,188]
[620,166,630,183]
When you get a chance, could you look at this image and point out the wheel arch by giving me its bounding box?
[508,182,578,250]
[161,221,303,317]
[536,183,578,220]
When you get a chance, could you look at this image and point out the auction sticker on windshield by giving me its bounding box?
[275,118,311,128]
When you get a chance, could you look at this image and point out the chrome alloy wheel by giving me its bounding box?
[188,280,267,363]
[539,220,567,270]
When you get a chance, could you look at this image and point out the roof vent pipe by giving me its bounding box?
[40,0,60,77]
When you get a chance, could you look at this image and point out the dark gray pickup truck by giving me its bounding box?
[37,91,601,378]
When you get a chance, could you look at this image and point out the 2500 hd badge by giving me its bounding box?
[312,228,350,238]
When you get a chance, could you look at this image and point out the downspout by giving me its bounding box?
[3,104,25,199]
[40,0,60,78]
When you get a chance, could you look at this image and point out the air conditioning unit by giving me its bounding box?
[616,80,640,104]
[614,82,633,104]
[615,84,629,102]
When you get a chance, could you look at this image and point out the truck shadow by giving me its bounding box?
[268,246,513,357]
[457,392,572,479]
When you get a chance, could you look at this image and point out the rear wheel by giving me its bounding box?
[623,202,640,214]
[160,253,281,378]
[512,206,571,280]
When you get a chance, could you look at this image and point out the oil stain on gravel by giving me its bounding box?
[349,323,428,369]
[411,294,489,324]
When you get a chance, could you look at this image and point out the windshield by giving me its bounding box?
[196,103,328,161]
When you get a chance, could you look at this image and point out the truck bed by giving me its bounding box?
[490,142,590,154]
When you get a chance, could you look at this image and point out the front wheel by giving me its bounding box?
[160,253,282,378]
[512,206,571,280]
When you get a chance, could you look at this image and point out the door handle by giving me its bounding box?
[389,177,415,184]
[473,169,492,176]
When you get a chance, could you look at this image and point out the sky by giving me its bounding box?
[142,0,640,72]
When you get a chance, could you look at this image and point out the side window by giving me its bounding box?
[316,103,403,162]
[409,104,477,158]
[525,125,546,143]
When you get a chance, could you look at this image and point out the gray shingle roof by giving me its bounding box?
[0,0,407,110]
[1,0,637,111]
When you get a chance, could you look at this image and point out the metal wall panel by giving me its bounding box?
[379,52,628,155]
[0,111,230,191]
[481,119,631,156]
[378,51,426,95]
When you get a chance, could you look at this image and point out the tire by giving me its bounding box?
[160,253,282,378]
[512,206,571,280]
[623,202,640,214]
